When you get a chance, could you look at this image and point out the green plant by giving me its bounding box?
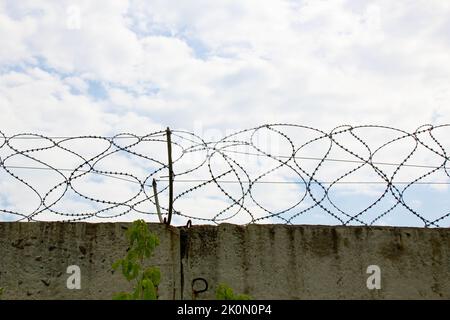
[0,287,3,299]
[112,220,161,300]
[216,283,251,300]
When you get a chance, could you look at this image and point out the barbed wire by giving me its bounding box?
[1,124,449,227]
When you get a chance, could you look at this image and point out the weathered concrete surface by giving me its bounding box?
[0,222,180,300]
[182,224,450,300]
[0,222,449,299]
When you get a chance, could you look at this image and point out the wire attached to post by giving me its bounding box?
[166,127,174,225]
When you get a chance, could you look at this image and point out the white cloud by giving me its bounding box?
[0,0,449,226]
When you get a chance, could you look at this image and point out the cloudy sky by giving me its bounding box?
[0,0,449,226]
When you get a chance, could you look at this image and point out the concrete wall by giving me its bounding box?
[0,222,180,299]
[183,224,450,299]
[0,222,449,299]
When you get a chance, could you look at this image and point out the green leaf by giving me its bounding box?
[141,279,157,300]
[119,259,139,281]
[122,259,130,278]
[143,267,161,286]
[113,292,132,300]
[132,283,142,300]
[216,283,251,300]
[112,259,122,271]
[131,263,140,280]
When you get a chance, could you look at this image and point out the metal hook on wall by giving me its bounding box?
[192,277,208,298]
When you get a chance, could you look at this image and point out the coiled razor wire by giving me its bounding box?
[0,124,449,227]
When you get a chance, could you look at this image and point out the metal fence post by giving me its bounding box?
[166,127,174,225]
[152,178,163,223]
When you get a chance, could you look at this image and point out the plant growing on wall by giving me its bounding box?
[112,220,161,300]
[216,283,251,300]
